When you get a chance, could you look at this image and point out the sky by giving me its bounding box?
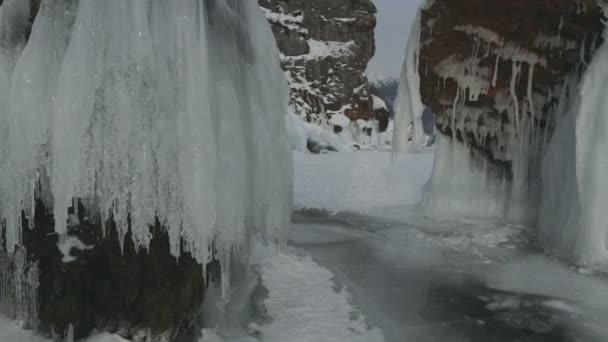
[367,0,422,78]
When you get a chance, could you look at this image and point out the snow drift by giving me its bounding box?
[0,0,292,273]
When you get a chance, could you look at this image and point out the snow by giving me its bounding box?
[0,316,46,342]
[247,252,385,342]
[293,150,433,213]
[393,7,425,151]
[372,95,387,110]
[0,315,129,342]
[283,39,356,62]
[454,25,503,46]
[199,242,385,342]
[334,17,357,23]
[260,7,307,35]
[285,109,308,152]
[329,113,351,127]
[57,236,93,263]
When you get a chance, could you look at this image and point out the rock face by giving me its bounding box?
[24,202,205,340]
[258,0,378,124]
[419,0,604,167]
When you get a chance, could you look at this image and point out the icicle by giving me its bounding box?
[527,63,536,120]
[492,54,500,87]
[579,34,588,66]
[451,87,461,140]
[510,61,522,138]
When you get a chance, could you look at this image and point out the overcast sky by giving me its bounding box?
[367,0,422,78]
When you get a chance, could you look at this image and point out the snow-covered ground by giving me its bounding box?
[293,150,433,213]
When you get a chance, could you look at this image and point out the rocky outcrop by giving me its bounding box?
[419,0,604,167]
[258,0,379,124]
[412,0,606,225]
[18,202,205,340]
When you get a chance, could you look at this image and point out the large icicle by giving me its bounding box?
[5,0,74,249]
[0,0,292,281]
[0,0,34,252]
[393,8,424,153]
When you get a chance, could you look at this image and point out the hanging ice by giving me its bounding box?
[393,8,425,152]
[0,0,293,272]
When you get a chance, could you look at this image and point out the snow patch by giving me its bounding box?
[57,236,93,263]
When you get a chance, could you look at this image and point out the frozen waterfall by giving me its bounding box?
[539,8,608,265]
[0,0,292,271]
[393,8,424,152]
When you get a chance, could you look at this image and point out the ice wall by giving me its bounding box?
[393,8,424,152]
[0,0,292,273]
[422,133,510,221]
[539,12,608,265]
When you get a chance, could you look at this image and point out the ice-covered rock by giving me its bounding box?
[398,0,608,266]
[0,0,292,339]
[405,0,604,224]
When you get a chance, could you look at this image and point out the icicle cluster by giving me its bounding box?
[0,247,39,329]
[0,0,293,271]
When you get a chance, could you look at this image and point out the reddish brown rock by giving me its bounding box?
[419,0,604,165]
[259,0,380,123]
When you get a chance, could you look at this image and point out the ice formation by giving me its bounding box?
[539,8,608,265]
[0,0,292,274]
[402,11,554,222]
[393,8,425,152]
[401,2,608,265]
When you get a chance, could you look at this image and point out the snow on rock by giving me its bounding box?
[56,236,93,263]
[283,39,356,61]
[259,0,387,151]
[372,94,387,110]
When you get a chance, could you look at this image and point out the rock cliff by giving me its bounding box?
[259,0,385,140]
